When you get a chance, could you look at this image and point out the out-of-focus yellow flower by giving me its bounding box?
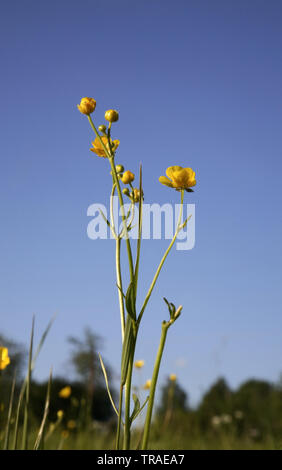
[57,410,64,419]
[90,136,120,157]
[67,420,76,430]
[105,109,119,122]
[61,430,70,439]
[169,374,177,382]
[121,170,135,184]
[134,360,145,369]
[0,347,10,370]
[159,166,196,190]
[59,386,72,398]
[0,403,5,412]
[143,379,151,390]
[77,97,96,115]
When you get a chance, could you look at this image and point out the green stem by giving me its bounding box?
[88,115,134,282]
[141,321,170,450]
[138,190,184,325]
[115,383,124,450]
[116,238,125,340]
[123,331,137,450]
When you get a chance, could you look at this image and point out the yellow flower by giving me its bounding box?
[169,374,177,382]
[59,386,72,398]
[105,109,119,122]
[0,347,10,370]
[132,188,143,203]
[121,170,135,184]
[90,136,120,158]
[61,430,70,439]
[159,166,196,190]
[67,420,76,430]
[134,360,145,369]
[143,379,151,390]
[77,97,96,115]
[57,410,64,419]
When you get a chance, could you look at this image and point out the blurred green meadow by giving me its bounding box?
[1,326,282,450]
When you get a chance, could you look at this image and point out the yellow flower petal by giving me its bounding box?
[159,176,173,187]
[166,166,183,179]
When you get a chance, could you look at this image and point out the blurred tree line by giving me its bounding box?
[1,328,282,447]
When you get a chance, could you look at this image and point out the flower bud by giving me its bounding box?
[105,109,119,122]
[77,97,96,115]
[132,188,143,203]
[57,410,64,419]
[98,124,107,133]
[121,170,135,184]
[115,164,124,174]
[122,188,130,196]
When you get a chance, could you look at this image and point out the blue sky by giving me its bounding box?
[0,0,282,406]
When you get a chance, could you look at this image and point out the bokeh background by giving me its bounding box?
[1,0,282,418]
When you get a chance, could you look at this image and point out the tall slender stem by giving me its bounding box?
[138,190,184,325]
[88,115,134,281]
[141,322,169,450]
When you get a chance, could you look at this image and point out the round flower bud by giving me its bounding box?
[115,164,124,174]
[121,170,135,184]
[77,97,96,115]
[98,124,107,133]
[122,188,130,196]
[105,109,119,122]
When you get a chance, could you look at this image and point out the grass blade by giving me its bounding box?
[3,370,17,450]
[98,354,120,418]
[21,316,35,450]
[34,368,52,450]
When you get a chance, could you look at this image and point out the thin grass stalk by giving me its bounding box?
[34,368,52,450]
[3,370,17,450]
[21,316,35,450]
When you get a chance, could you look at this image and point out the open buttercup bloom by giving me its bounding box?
[0,347,10,370]
[134,360,145,369]
[90,136,120,158]
[77,97,96,115]
[159,166,196,190]
[169,374,177,382]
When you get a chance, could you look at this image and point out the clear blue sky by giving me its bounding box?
[1,0,282,406]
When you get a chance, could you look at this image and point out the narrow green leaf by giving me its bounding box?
[129,393,140,424]
[98,354,119,418]
[125,282,136,321]
[21,316,34,450]
[121,316,134,385]
[132,396,149,423]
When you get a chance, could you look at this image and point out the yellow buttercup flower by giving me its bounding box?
[90,136,120,158]
[57,410,64,419]
[121,171,135,184]
[134,360,145,369]
[143,379,151,390]
[159,166,196,191]
[0,347,10,370]
[77,97,96,115]
[169,374,177,382]
[59,386,72,398]
[105,109,119,122]
[67,420,76,430]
